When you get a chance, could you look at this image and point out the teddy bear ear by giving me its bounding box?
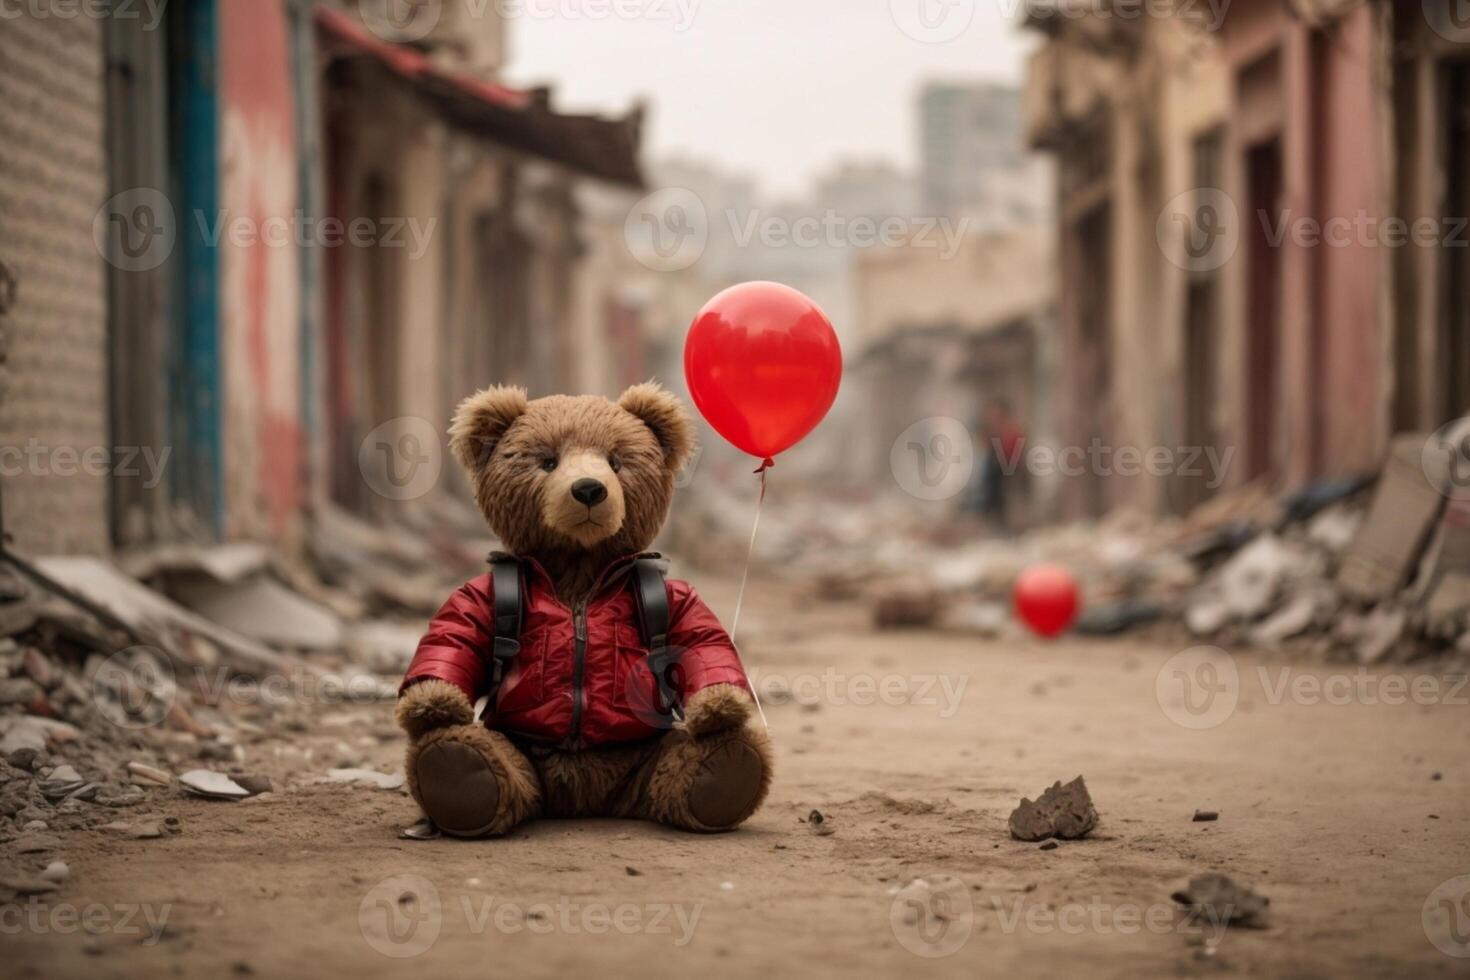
[449,385,528,471]
[619,382,695,471]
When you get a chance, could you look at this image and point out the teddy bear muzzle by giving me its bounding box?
[542,450,626,545]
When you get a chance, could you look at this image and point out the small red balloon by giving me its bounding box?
[684,282,842,462]
[1013,564,1080,638]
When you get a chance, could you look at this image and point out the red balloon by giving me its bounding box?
[684,282,842,462]
[1013,564,1080,639]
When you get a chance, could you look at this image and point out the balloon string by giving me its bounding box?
[728,460,769,731]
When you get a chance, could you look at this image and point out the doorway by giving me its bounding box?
[1440,60,1470,420]
[1245,137,1283,481]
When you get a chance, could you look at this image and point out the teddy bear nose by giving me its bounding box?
[570,478,608,507]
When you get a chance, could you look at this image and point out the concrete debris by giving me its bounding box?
[0,717,78,758]
[1306,506,1362,554]
[20,648,57,690]
[1352,605,1409,665]
[1248,586,1337,649]
[0,872,60,896]
[170,574,343,653]
[1172,873,1270,928]
[0,515,489,886]
[346,621,423,673]
[94,786,147,808]
[1425,572,1470,639]
[0,677,40,706]
[663,434,1470,662]
[37,764,85,800]
[1185,598,1231,637]
[121,542,272,585]
[871,580,941,629]
[399,819,441,841]
[33,557,288,674]
[1075,598,1167,636]
[1338,435,1447,602]
[127,762,172,787]
[939,601,1009,637]
[1216,536,1310,620]
[318,768,405,791]
[103,819,165,840]
[12,832,63,853]
[178,770,254,801]
[1009,776,1098,841]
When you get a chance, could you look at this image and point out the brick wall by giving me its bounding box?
[0,14,111,555]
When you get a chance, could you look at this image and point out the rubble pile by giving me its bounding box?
[674,427,1470,662]
[0,500,490,900]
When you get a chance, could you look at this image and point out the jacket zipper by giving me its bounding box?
[568,600,589,747]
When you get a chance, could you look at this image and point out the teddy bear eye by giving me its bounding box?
[608,454,622,474]
[539,456,559,473]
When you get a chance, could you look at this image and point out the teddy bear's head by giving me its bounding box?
[448,383,696,562]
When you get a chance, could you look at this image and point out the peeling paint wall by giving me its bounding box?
[219,0,304,540]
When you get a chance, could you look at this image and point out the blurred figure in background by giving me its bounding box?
[973,398,1026,534]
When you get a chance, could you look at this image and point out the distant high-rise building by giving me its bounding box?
[811,160,919,222]
[919,81,1047,227]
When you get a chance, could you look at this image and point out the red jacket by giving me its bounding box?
[401,556,752,748]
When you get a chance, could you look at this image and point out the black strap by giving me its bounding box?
[631,558,682,720]
[489,558,522,685]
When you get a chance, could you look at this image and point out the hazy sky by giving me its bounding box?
[501,0,1033,198]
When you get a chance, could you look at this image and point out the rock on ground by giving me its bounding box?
[1008,776,1099,841]
[1172,872,1270,928]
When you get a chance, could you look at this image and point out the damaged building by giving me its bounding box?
[0,0,646,555]
[1024,0,1470,519]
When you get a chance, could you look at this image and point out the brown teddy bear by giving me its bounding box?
[395,383,771,837]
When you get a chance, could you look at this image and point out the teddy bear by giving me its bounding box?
[394,382,771,837]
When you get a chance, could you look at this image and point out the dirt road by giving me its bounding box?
[8,571,1469,978]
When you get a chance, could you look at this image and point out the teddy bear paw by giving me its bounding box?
[396,679,475,740]
[682,683,755,738]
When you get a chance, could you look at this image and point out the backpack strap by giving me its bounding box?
[631,558,683,721]
[488,556,523,686]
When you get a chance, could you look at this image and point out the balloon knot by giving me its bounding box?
[753,457,775,474]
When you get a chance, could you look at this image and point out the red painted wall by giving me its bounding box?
[1222,0,1385,486]
[218,0,303,537]
[1315,5,1384,476]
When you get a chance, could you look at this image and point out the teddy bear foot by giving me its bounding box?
[688,739,767,830]
[640,726,772,833]
[416,740,501,837]
[406,725,542,838]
